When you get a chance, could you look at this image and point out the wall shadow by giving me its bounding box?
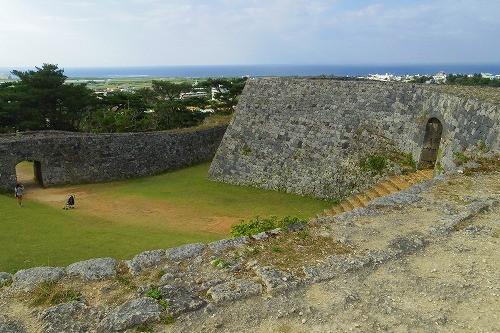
[418,118,443,169]
[15,160,44,188]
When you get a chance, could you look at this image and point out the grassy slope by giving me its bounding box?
[0,163,331,272]
[108,163,327,218]
[0,196,220,273]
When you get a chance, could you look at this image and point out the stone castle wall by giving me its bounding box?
[0,126,227,189]
[208,78,499,200]
[1,78,498,198]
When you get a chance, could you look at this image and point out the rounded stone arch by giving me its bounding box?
[15,159,44,188]
[418,117,443,169]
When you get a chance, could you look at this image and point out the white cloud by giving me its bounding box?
[0,0,498,66]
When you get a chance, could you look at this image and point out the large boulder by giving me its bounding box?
[99,297,163,332]
[12,267,65,291]
[66,257,117,281]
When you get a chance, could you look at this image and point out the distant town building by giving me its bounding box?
[180,88,208,99]
[366,73,395,81]
[211,86,228,100]
[433,71,447,83]
[0,73,11,80]
[480,72,500,80]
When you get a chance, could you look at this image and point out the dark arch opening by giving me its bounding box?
[418,118,443,169]
[15,160,44,188]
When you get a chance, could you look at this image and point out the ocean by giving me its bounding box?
[2,64,500,79]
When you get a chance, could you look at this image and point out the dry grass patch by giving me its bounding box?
[229,230,354,278]
[24,281,82,307]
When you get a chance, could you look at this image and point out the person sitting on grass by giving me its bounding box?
[64,195,75,210]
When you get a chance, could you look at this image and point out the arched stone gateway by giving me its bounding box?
[418,118,443,169]
[15,160,44,188]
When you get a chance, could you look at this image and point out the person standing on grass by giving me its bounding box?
[14,183,24,207]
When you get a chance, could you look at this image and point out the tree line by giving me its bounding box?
[410,73,500,87]
[0,64,247,133]
[445,73,500,87]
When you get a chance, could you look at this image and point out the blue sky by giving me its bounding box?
[0,0,499,67]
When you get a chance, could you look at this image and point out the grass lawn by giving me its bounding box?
[0,162,331,273]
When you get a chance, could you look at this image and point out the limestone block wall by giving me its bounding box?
[208,78,499,200]
[0,126,227,189]
[421,91,499,169]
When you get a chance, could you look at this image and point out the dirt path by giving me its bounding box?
[15,165,236,235]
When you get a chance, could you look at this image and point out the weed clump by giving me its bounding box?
[145,286,175,325]
[30,281,82,306]
[146,286,170,310]
[453,151,470,165]
[453,141,499,173]
[1,278,13,288]
[362,153,387,173]
[212,258,229,269]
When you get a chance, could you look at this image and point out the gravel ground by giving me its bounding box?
[162,171,499,333]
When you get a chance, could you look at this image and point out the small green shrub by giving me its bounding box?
[146,286,169,310]
[159,299,170,310]
[1,278,13,288]
[160,313,175,324]
[116,274,137,291]
[404,153,417,170]
[231,216,276,237]
[230,215,307,237]
[363,153,387,173]
[135,323,153,332]
[146,287,162,300]
[272,246,281,252]
[157,269,165,279]
[478,140,488,152]
[212,258,228,269]
[278,216,307,229]
[453,151,470,165]
[296,230,309,239]
[120,278,135,288]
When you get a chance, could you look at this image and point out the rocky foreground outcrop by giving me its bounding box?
[0,171,499,333]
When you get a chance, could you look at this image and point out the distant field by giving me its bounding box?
[0,162,331,273]
[66,77,199,92]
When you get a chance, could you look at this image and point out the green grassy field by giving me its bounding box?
[66,77,199,92]
[0,162,331,273]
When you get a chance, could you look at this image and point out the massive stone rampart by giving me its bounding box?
[0,126,227,189]
[208,78,499,200]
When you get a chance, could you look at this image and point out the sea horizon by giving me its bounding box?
[2,63,500,79]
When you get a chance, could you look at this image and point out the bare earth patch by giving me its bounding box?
[21,181,237,235]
